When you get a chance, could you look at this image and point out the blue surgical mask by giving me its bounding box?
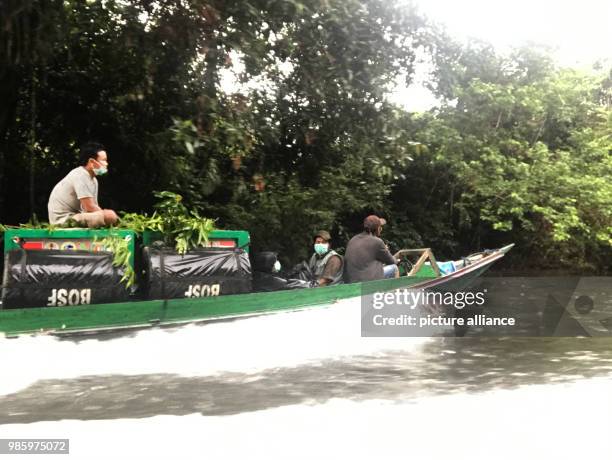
[314,243,329,256]
[93,166,108,176]
[273,260,281,272]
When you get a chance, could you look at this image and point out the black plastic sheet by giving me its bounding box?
[250,251,313,292]
[252,272,312,292]
[1,249,130,309]
[283,261,315,282]
[143,247,252,299]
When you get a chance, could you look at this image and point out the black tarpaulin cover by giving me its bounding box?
[250,251,313,292]
[1,249,130,309]
[143,247,252,299]
[251,272,312,292]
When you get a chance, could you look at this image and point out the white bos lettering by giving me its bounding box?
[184,283,221,298]
[47,288,93,307]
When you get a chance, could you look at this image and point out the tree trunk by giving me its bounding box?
[199,12,221,125]
[28,63,37,219]
[449,186,454,222]
[0,70,20,222]
[0,147,4,221]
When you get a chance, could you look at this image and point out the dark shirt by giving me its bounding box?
[344,232,396,283]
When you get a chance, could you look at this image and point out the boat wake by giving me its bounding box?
[1,375,611,460]
[0,298,430,396]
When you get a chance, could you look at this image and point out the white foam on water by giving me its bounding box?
[0,298,429,396]
[1,376,610,460]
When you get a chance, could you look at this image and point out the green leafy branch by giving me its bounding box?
[1,221,61,232]
[172,212,215,254]
[97,235,136,288]
[116,191,216,255]
[106,191,216,287]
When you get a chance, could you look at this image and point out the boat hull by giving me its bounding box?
[0,245,512,336]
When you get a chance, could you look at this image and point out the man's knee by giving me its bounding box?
[103,209,119,225]
[383,264,398,279]
[72,212,103,228]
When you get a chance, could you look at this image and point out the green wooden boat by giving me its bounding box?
[0,228,513,337]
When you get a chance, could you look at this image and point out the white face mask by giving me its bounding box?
[314,243,329,256]
[91,158,108,176]
[273,260,281,273]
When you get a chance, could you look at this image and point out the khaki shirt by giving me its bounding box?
[48,167,98,224]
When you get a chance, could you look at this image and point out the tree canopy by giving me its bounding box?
[1,0,610,272]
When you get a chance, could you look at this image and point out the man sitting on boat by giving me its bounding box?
[47,142,119,228]
[308,230,344,286]
[344,215,398,283]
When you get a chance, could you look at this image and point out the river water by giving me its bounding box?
[1,277,611,459]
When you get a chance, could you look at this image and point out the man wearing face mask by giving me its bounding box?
[308,230,344,286]
[344,215,398,283]
[48,142,119,228]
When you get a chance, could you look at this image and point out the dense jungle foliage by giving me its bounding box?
[1,0,610,272]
